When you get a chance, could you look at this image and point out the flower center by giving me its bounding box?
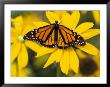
[80,58,98,76]
[18,35,24,42]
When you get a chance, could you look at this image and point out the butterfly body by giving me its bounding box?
[23,21,86,49]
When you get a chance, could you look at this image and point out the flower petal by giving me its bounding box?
[80,29,100,40]
[60,11,80,30]
[33,21,49,28]
[69,48,79,73]
[75,22,94,34]
[46,11,60,23]
[93,54,100,67]
[76,43,99,55]
[54,11,66,19]
[55,49,63,62]
[60,49,69,75]
[92,11,100,24]
[71,11,80,30]
[61,12,71,28]
[44,49,63,68]
[22,24,36,36]
[11,16,23,34]
[11,42,21,63]
[76,49,87,59]
[22,13,41,35]
[25,40,41,53]
[36,47,56,58]
[11,62,17,77]
[18,44,28,70]
[11,28,18,43]
[23,12,40,28]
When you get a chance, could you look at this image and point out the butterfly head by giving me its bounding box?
[55,21,58,24]
[54,21,59,29]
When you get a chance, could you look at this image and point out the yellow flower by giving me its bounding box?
[11,13,41,73]
[33,11,100,75]
[11,61,31,77]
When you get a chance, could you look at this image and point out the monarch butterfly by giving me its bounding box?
[23,21,86,49]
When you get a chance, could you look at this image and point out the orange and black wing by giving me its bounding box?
[23,24,56,48]
[57,25,86,49]
[23,24,86,49]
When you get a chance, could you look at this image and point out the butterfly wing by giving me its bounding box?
[23,24,56,48]
[57,25,86,49]
[23,24,86,49]
[41,29,56,48]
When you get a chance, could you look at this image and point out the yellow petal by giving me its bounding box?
[71,11,80,30]
[54,11,66,19]
[61,11,80,30]
[11,62,17,77]
[22,13,41,35]
[69,48,79,73]
[11,16,23,34]
[80,29,100,40]
[36,47,56,58]
[11,28,18,43]
[22,24,36,36]
[61,12,71,29]
[93,54,100,67]
[92,11,100,24]
[60,49,69,75]
[55,49,63,62]
[76,43,99,55]
[76,49,87,59]
[46,11,60,23]
[23,12,40,28]
[11,42,21,63]
[75,22,94,34]
[44,49,63,68]
[25,40,41,53]
[33,21,49,28]
[18,44,28,70]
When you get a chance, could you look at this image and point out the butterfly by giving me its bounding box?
[23,21,86,49]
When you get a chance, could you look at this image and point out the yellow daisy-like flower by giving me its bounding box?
[33,11,100,75]
[11,13,41,73]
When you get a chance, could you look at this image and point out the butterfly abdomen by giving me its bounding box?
[54,23,59,45]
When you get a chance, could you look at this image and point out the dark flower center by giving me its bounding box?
[80,58,98,76]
